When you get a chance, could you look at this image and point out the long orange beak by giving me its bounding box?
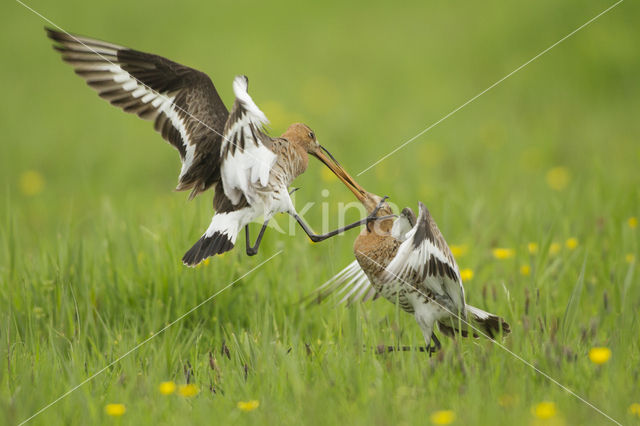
[311,145,367,202]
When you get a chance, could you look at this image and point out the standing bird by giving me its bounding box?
[315,192,510,353]
[46,29,388,266]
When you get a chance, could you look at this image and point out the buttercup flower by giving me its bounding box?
[105,403,126,417]
[626,254,635,264]
[528,243,538,255]
[492,248,514,260]
[237,400,260,412]
[549,243,561,255]
[459,269,473,282]
[178,384,199,397]
[629,403,640,416]
[532,401,556,419]
[588,347,611,365]
[565,238,578,250]
[430,410,455,425]
[520,265,530,276]
[450,244,468,258]
[159,381,176,395]
[628,217,638,229]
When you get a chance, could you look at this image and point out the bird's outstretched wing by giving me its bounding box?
[385,202,465,312]
[312,260,379,305]
[219,76,277,206]
[46,28,228,198]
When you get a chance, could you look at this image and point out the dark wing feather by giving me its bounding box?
[46,28,228,198]
[385,202,466,313]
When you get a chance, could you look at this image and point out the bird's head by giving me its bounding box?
[283,123,368,202]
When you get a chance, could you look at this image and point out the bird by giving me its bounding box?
[315,191,510,353]
[46,28,391,266]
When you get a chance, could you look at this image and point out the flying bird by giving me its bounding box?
[46,28,389,266]
[315,192,510,353]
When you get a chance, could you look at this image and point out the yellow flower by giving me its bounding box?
[628,217,638,229]
[532,402,556,419]
[545,167,570,191]
[492,248,514,260]
[626,253,635,264]
[520,265,531,276]
[450,244,468,258]
[565,238,578,250]
[430,410,455,425]
[459,268,473,282]
[588,347,611,365]
[202,258,210,266]
[629,403,640,416]
[237,400,260,412]
[104,403,126,417]
[528,243,538,255]
[178,384,199,397]
[19,170,45,196]
[159,381,176,395]
[549,243,561,255]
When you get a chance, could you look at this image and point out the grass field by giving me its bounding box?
[2,0,640,424]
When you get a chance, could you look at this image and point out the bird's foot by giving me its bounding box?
[289,187,300,195]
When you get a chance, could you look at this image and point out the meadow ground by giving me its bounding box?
[1,0,639,425]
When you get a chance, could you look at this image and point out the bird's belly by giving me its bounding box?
[369,276,415,314]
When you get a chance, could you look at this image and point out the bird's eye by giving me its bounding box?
[308,132,315,140]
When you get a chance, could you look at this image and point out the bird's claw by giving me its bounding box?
[289,187,300,195]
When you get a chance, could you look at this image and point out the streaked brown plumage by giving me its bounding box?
[317,191,511,353]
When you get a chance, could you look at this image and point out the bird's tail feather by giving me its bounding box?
[182,208,250,266]
[438,305,510,339]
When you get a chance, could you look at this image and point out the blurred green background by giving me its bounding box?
[1,0,639,425]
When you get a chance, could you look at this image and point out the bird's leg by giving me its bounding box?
[245,220,269,256]
[291,195,394,243]
[293,213,395,243]
[428,332,442,356]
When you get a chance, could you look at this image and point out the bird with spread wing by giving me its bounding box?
[315,191,510,353]
[46,29,389,266]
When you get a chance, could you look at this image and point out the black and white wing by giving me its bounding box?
[47,28,228,198]
[313,260,379,305]
[385,202,466,313]
[219,76,277,206]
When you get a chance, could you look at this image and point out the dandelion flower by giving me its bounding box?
[520,265,530,276]
[528,243,538,255]
[237,400,260,412]
[19,170,44,196]
[459,268,473,282]
[545,167,570,191]
[430,410,455,425]
[629,403,640,416]
[105,403,126,417]
[588,347,611,365]
[492,248,514,260]
[565,238,578,250]
[159,381,176,395]
[549,243,561,255]
[532,401,556,419]
[450,244,468,258]
[626,254,635,264]
[628,217,638,229]
[178,384,199,397]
